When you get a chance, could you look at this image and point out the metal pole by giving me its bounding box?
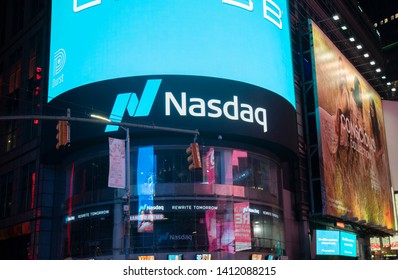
[124,127,131,260]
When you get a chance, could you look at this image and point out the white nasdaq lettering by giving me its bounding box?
[165,92,268,133]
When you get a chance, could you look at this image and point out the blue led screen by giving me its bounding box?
[315,230,357,257]
[316,230,340,256]
[340,231,357,257]
[48,0,295,108]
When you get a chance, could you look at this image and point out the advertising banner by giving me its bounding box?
[370,237,381,251]
[310,21,394,228]
[234,202,252,252]
[390,235,398,250]
[108,137,125,189]
[137,146,155,233]
[49,1,295,107]
[46,1,298,155]
[315,230,357,257]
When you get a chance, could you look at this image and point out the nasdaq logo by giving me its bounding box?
[106,78,267,134]
[105,79,162,132]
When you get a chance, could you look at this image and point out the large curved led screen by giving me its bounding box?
[48,0,295,108]
[311,21,394,228]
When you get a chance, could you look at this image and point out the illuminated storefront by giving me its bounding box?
[63,146,286,259]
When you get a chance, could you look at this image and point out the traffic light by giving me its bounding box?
[34,66,42,96]
[186,143,202,171]
[56,120,69,149]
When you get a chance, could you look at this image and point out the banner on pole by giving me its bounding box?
[108,137,126,189]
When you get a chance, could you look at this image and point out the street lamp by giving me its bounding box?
[91,114,131,260]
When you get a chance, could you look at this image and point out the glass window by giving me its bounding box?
[0,172,13,218]
[65,145,284,258]
[20,162,36,212]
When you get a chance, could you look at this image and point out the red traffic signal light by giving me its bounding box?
[56,120,70,149]
[35,67,42,81]
[186,143,202,171]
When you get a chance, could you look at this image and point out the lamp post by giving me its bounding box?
[91,114,131,259]
[123,126,130,260]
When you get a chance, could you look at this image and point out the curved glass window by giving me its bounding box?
[63,145,284,259]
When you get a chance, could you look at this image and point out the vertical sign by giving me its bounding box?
[234,201,252,252]
[206,148,215,184]
[108,137,125,189]
[137,146,155,233]
[205,209,218,252]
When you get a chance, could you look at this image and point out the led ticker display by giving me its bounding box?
[49,0,295,107]
[310,21,394,229]
[316,230,357,257]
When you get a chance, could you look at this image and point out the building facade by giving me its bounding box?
[0,0,395,260]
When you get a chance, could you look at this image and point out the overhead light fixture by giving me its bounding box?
[376,68,381,72]
[370,61,376,65]
[341,25,348,30]
[349,37,355,42]
[333,14,340,21]
[387,82,392,86]
[356,44,362,49]
[363,53,369,58]
[381,76,386,79]
[392,88,397,92]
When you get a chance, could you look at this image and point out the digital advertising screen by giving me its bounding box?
[315,230,357,257]
[340,231,357,257]
[49,0,295,106]
[47,1,298,154]
[310,21,394,229]
[316,230,340,256]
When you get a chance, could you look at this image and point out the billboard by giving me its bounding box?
[310,21,394,229]
[46,1,299,154]
[49,0,295,107]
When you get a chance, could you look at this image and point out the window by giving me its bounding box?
[0,172,14,218]
[12,0,24,34]
[20,162,36,212]
[5,120,17,152]
[8,63,21,94]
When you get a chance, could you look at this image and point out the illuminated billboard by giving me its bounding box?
[48,0,295,107]
[310,21,394,228]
